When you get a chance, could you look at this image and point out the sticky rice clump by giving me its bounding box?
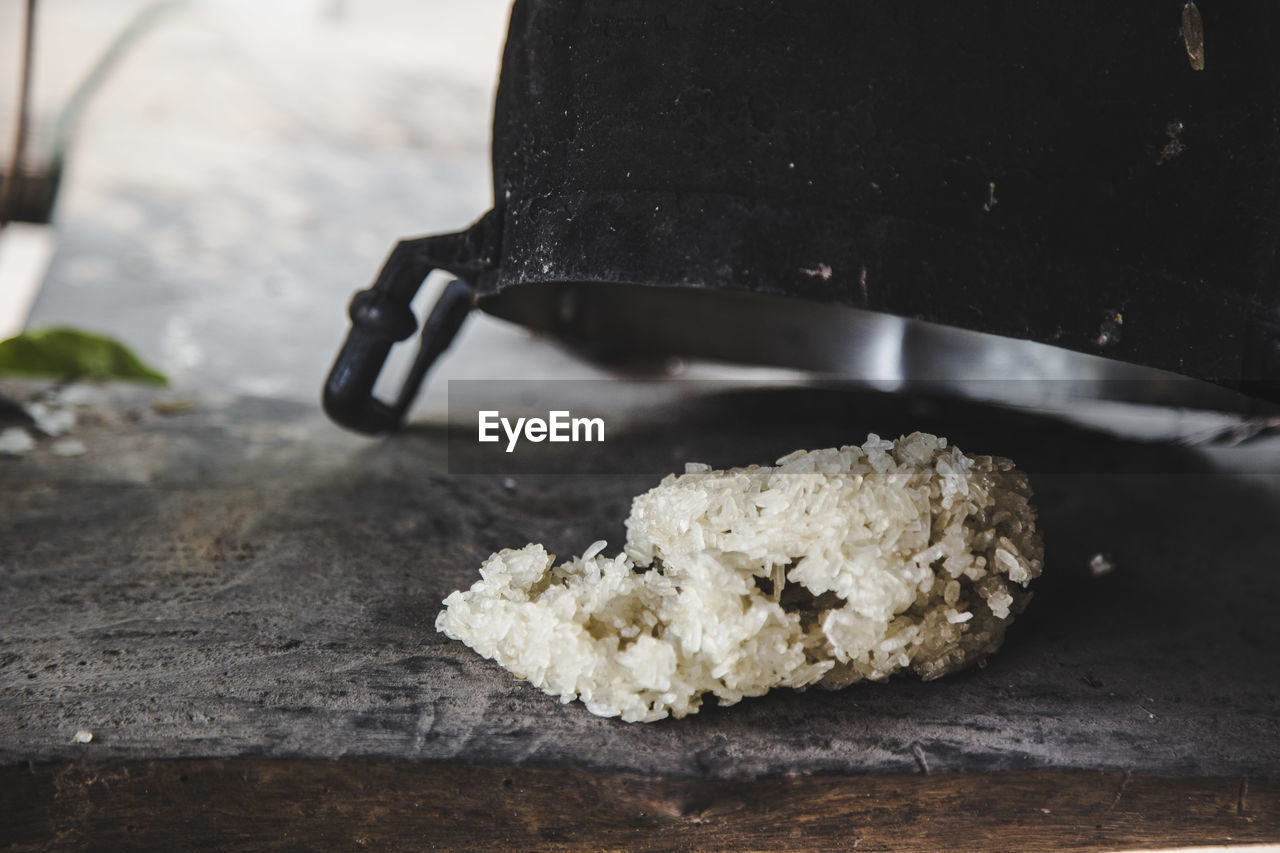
[436,432,1043,723]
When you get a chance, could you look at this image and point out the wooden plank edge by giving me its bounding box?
[1,760,1277,851]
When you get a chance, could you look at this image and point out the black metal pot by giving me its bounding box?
[324,0,1280,434]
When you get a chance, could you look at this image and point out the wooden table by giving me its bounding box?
[2,380,1277,849]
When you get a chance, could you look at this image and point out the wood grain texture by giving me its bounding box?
[2,761,1277,852]
[2,381,1279,779]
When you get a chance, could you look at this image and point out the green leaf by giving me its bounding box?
[0,327,168,385]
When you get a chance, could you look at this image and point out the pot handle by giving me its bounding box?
[322,210,501,434]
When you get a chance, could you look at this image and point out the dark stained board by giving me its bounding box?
[3,761,1278,851]
[1,380,1278,783]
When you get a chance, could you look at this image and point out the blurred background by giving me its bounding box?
[0,0,638,417]
[2,0,1277,450]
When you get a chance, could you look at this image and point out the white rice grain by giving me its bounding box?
[436,432,1044,722]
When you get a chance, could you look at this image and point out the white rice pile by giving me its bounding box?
[436,432,1043,722]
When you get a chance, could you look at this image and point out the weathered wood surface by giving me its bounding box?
[1,380,1279,779]
[3,761,1278,851]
